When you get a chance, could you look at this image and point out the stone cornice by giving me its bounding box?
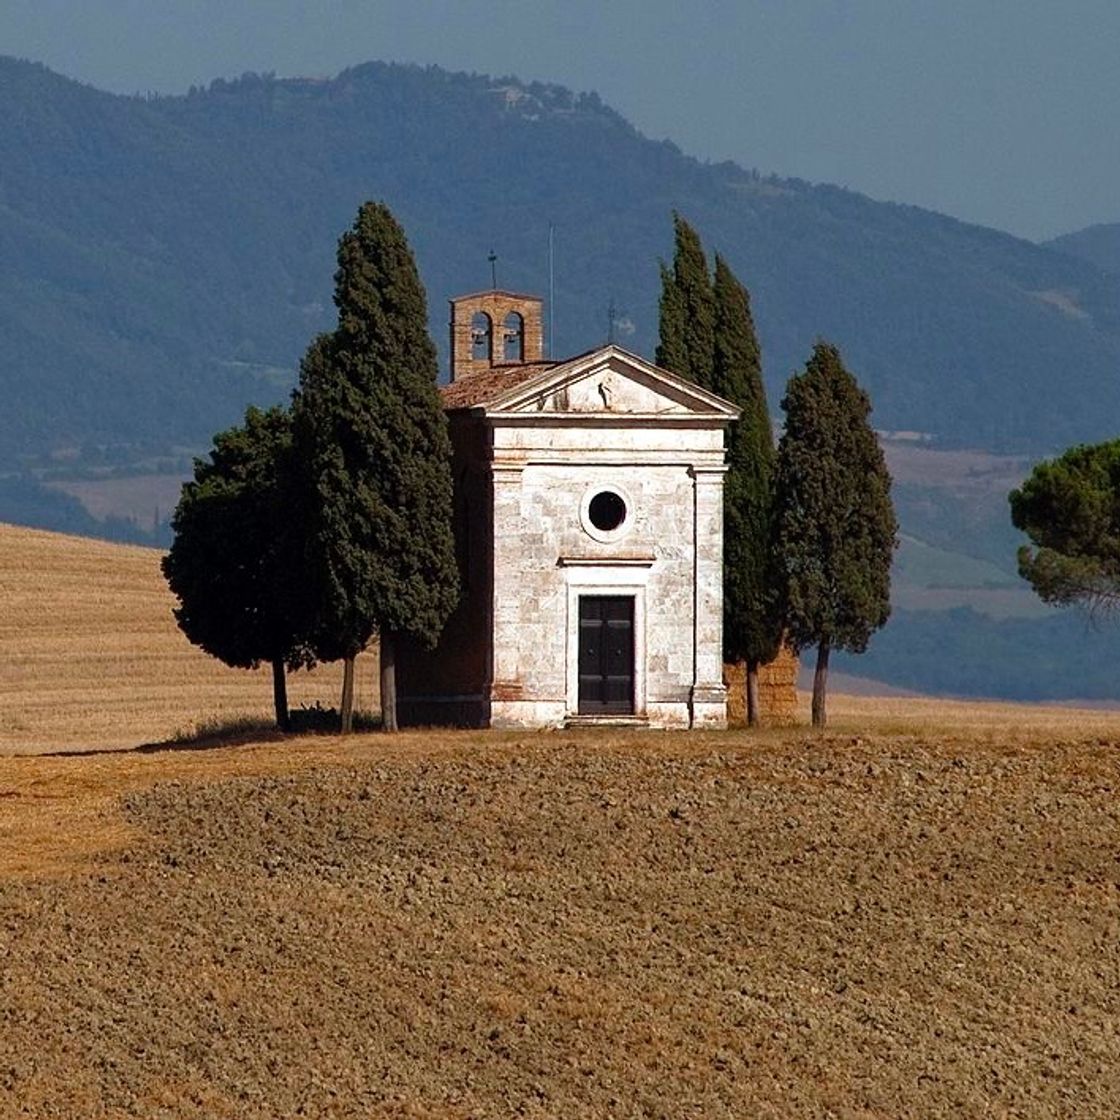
[485,412,734,429]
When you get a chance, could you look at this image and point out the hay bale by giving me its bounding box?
[724,645,799,727]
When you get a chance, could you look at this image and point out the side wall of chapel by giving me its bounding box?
[396,413,494,726]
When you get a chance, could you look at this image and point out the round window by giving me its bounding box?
[580,484,634,543]
[588,490,627,532]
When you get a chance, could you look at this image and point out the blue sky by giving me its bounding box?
[4,0,1117,240]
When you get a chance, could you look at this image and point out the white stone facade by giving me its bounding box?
[397,329,738,730]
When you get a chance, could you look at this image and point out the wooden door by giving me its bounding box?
[578,596,635,714]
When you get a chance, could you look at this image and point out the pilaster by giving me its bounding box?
[488,461,525,701]
[689,464,729,728]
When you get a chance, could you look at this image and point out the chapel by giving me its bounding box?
[395,290,740,729]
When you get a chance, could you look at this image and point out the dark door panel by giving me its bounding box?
[578,596,634,714]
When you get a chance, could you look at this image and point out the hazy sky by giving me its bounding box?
[4,1,1117,241]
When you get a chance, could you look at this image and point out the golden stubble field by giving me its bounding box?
[3,522,1120,1117]
[0,522,377,754]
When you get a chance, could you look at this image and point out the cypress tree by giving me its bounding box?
[773,342,897,727]
[656,217,788,725]
[291,201,459,732]
[655,212,715,389]
[162,405,312,730]
[655,261,688,377]
[712,255,782,725]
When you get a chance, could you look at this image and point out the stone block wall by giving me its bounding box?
[400,346,738,730]
[493,461,698,713]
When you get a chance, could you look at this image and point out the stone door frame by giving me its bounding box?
[577,594,636,715]
[560,558,653,722]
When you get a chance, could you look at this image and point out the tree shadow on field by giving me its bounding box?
[143,707,383,751]
[141,716,287,753]
[40,707,382,758]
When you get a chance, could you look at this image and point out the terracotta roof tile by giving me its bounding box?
[440,363,557,410]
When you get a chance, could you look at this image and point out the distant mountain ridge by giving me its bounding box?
[1045,222,1120,277]
[10,56,1120,703]
[4,56,1120,466]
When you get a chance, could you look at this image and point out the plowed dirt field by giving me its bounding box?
[2,725,1118,1118]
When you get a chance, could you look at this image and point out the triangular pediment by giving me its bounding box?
[482,345,740,420]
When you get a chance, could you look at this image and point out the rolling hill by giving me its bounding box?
[0,521,375,752]
[6,57,1120,701]
[4,56,1120,470]
[6,697,1120,1114]
[1045,222,1120,277]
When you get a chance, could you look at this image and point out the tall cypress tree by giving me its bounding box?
[773,342,897,727]
[712,254,782,725]
[292,201,459,732]
[657,219,787,725]
[655,212,715,388]
[655,260,688,376]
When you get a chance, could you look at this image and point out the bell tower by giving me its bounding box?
[449,290,544,381]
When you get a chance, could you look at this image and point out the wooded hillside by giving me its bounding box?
[4,56,1120,469]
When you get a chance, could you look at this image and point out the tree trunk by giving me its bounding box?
[339,655,355,735]
[746,660,761,727]
[811,638,830,728]
[383,636,400,730]
[380,632,398,732]
[271,658,290,732]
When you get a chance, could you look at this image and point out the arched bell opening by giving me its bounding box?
[502,311,524,362]
[470,312,492,362]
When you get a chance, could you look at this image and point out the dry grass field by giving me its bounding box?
[3,522,1120,1116]
[0,522,376,754]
